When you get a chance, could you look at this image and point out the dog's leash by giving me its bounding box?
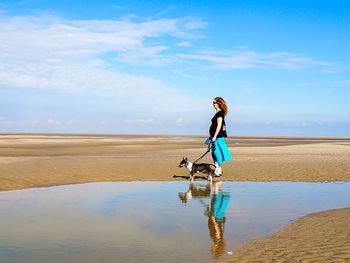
[193,141,215,164]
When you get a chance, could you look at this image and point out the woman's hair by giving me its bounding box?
[214,97,228,116]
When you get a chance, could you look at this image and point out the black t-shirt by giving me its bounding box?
[209,110,227,138]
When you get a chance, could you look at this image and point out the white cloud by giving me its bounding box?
[47,118,79,125]
[117,45,171,66]
[47,118,61,125]
[0,118,41,125]
[3,12,345,135]
[301,79,350,89]
[0,118,79,126]
[0,12,341,103]
[183,18,207,30]
[0,13,208,119]
[0,14,206,87]
[177,50,339,71]
[124,118,159,125]
[177,41,191,47]
[0,14,205,62]
[172,70,203,80]
[175,118,190,125]
[17,119,42,125]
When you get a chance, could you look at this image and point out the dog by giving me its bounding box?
[178,157,215,182]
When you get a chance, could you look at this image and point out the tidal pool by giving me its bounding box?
[0,181,349,263]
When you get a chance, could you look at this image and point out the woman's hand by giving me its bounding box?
[212,136,217,142]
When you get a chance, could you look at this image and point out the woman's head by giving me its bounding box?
[213,97,228,116]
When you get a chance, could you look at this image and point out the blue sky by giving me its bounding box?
[0,0,349,136]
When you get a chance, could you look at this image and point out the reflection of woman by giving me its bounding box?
[209,97,232,176]
[207,181,231,259]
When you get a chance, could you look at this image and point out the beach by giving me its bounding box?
[1,133,350,262]
[1,133,349,191]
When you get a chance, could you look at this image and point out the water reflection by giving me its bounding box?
[178,181,231,259]
[1,182,350,263]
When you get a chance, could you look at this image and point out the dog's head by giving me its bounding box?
[178,157,188,167]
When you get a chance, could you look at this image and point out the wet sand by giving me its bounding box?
[1,133,350,262]
[223,208,350,263]
[1,133,349,191]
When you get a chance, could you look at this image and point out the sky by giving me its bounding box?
[0,0,349,136]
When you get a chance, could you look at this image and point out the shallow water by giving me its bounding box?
[0,181,350,263]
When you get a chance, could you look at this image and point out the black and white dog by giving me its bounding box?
[178,157,215,182]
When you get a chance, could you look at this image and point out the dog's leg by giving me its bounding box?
[207,174,213,183]
[189,172,194,182]
[203,166,213,183]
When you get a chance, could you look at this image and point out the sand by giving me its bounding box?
[1,133,349,191]
[223,208,350,262]
[1,133,350,262]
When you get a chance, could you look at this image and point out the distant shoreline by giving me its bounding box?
[1,132,350,140]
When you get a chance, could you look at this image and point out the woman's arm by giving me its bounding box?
[212,117,222,141]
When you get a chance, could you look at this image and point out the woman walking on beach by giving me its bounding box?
[209,97,232,176]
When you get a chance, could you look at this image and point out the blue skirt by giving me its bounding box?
[211,137,232,165]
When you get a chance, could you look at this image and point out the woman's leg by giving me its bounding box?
[212,143,222,176]
[215,139,226,175]
[217,137,233,175]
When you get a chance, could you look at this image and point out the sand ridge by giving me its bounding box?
[223,208,350,263]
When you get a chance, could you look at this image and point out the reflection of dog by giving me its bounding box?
[178,157,215,182]
[178,182,211,204]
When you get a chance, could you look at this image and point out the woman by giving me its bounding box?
[209,97,232,176]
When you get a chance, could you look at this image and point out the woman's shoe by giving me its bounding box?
[214,166,221,176]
